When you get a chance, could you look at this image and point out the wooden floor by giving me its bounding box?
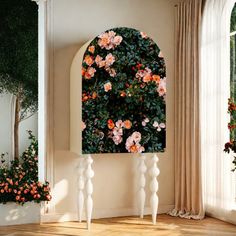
[1,215,236,236]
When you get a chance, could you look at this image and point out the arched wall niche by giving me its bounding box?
[70,27,167,155]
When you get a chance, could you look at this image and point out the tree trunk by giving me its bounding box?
[14,95,20,160]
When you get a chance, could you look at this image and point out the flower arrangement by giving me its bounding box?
[82,27,166,154]
[224,98,236,171]
[0,131,51,204]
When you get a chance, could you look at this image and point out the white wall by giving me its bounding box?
[47,0,176,221]
[0,93,38,159]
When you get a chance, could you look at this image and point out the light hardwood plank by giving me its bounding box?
[0,215,236,236]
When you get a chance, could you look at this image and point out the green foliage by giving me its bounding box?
[231,4,236,33]
[0,131,51,204]
[0,0,38,118]
[82,28,166,154]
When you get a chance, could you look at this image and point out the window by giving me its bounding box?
[231,3,236,203]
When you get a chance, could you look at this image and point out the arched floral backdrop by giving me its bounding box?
[82,27,166,154]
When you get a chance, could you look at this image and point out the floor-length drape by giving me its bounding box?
[169,0,205,219]
[201,0,236,222]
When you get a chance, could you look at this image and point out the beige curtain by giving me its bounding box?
[169,0,205,219]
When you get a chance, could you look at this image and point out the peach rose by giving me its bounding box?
[124,120,132,129]
[157,83,166,97]
[105,53,115,67]
[140,31,148,39]
[87,67,96,77]
[106,67,116,77]
[158,51,164,58]
[152,75,161,83]
[84,55,94,66]
[113,127,123,136]
[104,82,112,92]
[143,74,152,83]
[113,135,123,145]
[132,131,141,143]
[82,121,86,131]
[108,30,116,38]
[112,35,123,46]
[115,120,124,128]
[95,55,103,64]
[98,32,111,49]
[88,45,95,54]
[82,67,86,76]
[99,61,106,68]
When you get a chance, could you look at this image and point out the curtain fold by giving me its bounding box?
[169,0,205,219]
[201,0,235,220]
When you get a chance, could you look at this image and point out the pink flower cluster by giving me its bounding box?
[125,132,145,153]
[95,53,116,77]
[108,120,133,145]
[135,67,166,97]
[112,120,124,145]
[157,77,166,97]
[82,55,97,79]
[153,121,166,131]
[98,30,123,50]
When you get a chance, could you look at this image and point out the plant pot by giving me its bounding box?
[0,201,40,226]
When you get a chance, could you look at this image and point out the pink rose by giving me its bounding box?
[105,53,115,67]
[82,121,86,131]
[95,55,102,63]
[87,67,96,77]
[160,123,166,129]
[158,51,164,58]
[104,82,112,92]
[88,46,95,54]
[131,131,141,143]
[113,135,123,145]
[140,31,148,39]
[112,35,123,46]
[115,120,124,128]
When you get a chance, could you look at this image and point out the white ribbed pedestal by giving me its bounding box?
[85,155,94,230]
[77,158,85,222]
[149,154,160,225]
[138,154,147,218]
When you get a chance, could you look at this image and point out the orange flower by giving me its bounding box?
[84,55,94,66]
[130,144,138,153]
[92,92,97,99]
[120,91,126,97]
[88,45,95,54]
[84,72,91,80]
[124,120,132,129]
[107,119,115,129]
[82,67,86,76]
[152,75,161,83]
[143,74,152,83]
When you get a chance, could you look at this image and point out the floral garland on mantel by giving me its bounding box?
[82,27,166,154]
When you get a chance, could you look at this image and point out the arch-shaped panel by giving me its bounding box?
[71,27,166,155]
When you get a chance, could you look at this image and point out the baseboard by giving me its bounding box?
[41,204,174,223]
[206,211,236,226]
